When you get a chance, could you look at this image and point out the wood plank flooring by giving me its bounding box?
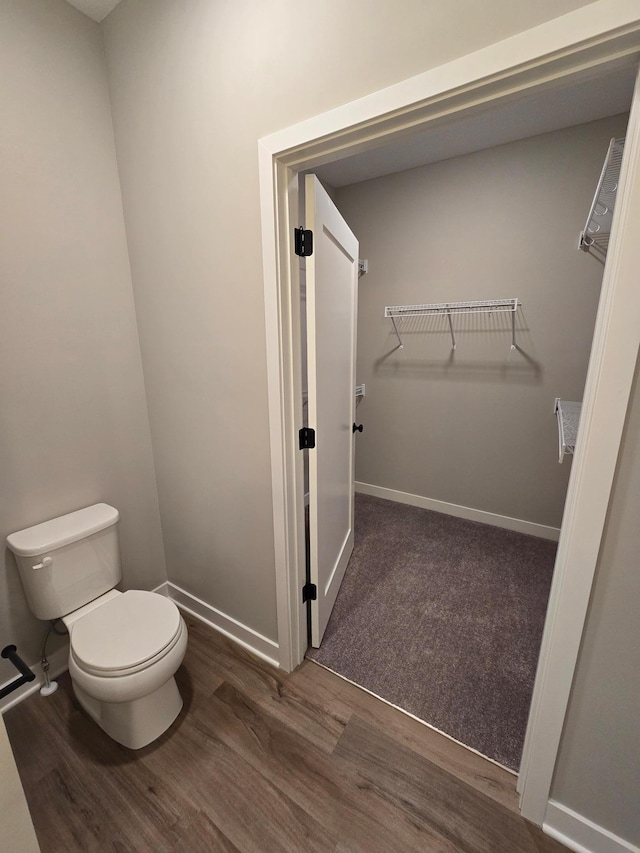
[3,613,568,853]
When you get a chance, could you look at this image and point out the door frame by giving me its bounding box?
[258,0,640,826]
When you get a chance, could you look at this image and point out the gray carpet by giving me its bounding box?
[307,493,557,771]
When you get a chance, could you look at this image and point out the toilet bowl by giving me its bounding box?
[64,589,188,749]
[7,503,188,749]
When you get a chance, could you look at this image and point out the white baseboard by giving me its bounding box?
[3,581,281,712]
[355,482,560,541]
[0,644,68,714]
[155,581,280,668]
[544,800,640,853]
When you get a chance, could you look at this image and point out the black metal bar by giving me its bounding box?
[0,645,36,700]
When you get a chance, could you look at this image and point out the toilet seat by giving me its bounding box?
[70,590,182,677]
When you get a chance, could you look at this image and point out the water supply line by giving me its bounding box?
[39,620,67,697]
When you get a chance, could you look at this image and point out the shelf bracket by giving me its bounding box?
[446,312,456,350]
[390,315,404,349]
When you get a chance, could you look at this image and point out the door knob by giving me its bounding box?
[353,423,363,433]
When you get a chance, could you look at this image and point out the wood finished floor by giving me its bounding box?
[4,614,569,853]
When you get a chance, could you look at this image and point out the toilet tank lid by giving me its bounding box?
[7,504,119,556]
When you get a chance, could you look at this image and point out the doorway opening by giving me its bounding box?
[300,106,630,773]
[259,14,640,823]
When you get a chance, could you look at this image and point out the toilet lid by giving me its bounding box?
[71,590,182,673]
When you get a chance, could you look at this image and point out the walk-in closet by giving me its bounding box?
[300,72,632,772]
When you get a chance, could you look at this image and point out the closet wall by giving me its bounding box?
[335,113,628,529]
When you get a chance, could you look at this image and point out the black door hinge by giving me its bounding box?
[294,227,313,257]
[299,427,316,449]
[302,582,317,602]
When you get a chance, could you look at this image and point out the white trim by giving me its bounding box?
[258,0,640,828]
[355,482,560,541]
[260,151,307,673]
[260,1,640,164]
[163,582,280,669]
[1,581,281,712]
[518,64,640,821]
[544,800,640,853]
[0,645,68,714]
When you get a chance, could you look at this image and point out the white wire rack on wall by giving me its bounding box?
[554,398,582,463]
[578,137,625,259]
[385,298,520,350]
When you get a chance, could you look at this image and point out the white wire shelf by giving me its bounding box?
[554,398,582,463]
[579,137,625,259]
[384,298,520,350]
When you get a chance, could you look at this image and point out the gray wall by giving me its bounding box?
[551,354,640,844]
[0,0,166,668]
[334,115,628,528]
[3,0,637,846]
[101,0,597,642]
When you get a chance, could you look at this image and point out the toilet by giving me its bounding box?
[7,504,188,749]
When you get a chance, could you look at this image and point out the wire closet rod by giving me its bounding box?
[385,297,519,350]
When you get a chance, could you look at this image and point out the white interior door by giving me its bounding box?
[305,174,359,647]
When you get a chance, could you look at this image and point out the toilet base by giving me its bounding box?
[73,676,183,749]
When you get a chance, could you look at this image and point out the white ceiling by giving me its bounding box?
[314,61,637,188]
[65,0,122,23]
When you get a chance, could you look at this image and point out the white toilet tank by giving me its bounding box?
[7,504,122,621]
